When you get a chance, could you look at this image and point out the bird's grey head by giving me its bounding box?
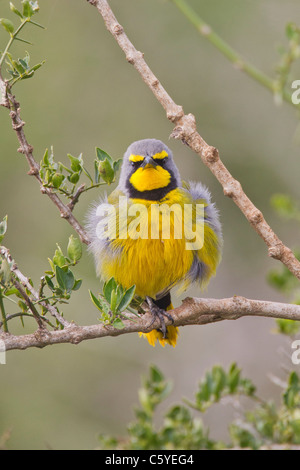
[118,138,181,200]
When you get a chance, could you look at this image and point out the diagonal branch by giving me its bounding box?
[86,0,300,281]
[0,81,90,245]
[1,295,300,351]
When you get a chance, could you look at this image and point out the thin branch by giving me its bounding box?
[86,0,300,281]
[12,278,45,329]
[67,183,86,212]
[1,295,300,351]
[171,0,299,109]
[0,82,90,245]
[0,246,72,329]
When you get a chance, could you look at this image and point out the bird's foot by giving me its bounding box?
[146,296,174,338]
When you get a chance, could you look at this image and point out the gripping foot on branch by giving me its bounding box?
[145,296,174,338]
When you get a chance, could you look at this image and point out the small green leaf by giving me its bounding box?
[89,290,110,316]
[10,3,23,18]
[52,173,64,189]
[94,160,100,184]
[110,289,118,314]
[72,279,82,291]
[4,286,19,296]
[67,154,82,173]
[98,158,115,184]
[45,275,55,292]
[22,0,34,17]
[67,235,82,263]
[53,245,66,268]
[113,158,123,173]
[112,318,125,329]
[68,172,80,184]
[117,285,136,313]
[103,278,117,304]
[276,318,300,336]
[0,215,8,243]
[18,300,28,312]
[0,18,14,34]
[96,147,113,163]
[0,259,11,284]
[89,290,102,311]
[55,266,75,293]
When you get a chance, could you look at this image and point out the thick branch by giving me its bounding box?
[87,0,300,281]
[1,295,300,351]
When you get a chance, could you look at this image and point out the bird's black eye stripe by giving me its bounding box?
[131,160,142,167]
[154,158,167,165]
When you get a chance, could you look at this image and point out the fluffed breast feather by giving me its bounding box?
[86,181,222,293]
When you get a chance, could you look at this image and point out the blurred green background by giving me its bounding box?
[0,0,300,449]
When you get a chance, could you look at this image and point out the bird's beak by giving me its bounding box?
[141,156,158,169]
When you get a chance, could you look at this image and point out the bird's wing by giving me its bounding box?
[182,181,223,290]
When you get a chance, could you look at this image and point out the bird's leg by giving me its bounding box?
[145,296,174,338]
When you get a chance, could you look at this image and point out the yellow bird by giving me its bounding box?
[87,139,222,347]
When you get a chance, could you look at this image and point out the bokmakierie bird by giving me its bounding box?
[87,139,222,347]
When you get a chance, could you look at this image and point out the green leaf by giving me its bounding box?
[72,279,82,291]
[89,290,110,316]
[67,235,82,263]
[150,365,165,383]
[103,277,117,304]
[0,215,8,243]
[0,18,14,34]
[98,158,115,184]
[42,148,49,166]
[18,300,28,313]
[67,154,82,173]
[276,318,300,336]
[52,173,64,189]
[89,290,102,311]
[45,275,55,292]
[4,286,19,296]
[110,289,118,314]
[22,0,34,17]
[94,159,100,184]
[10,3,23,18]
[112,318,125,329]
[113,158,123,173]
[53,245,66,268]
[55,266,75,293]
[117,285,136,313]
[68,172,80,184]
[270,193,300,220]
[96,147,113,163]
[19,58,29,70]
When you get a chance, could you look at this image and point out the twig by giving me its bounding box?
[67,184,86,212]
[0,246,72,329]
[1,295,300,351]
[171,0,299,109]
[0,82,90,245]
[86,0,300,281]
[12,278,45,329]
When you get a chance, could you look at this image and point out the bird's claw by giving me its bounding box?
[146,296,174,338]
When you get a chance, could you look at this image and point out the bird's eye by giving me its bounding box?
[159,158,167,165]
[131,161,141,167]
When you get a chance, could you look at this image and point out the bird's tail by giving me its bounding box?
[139,295,179,347]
